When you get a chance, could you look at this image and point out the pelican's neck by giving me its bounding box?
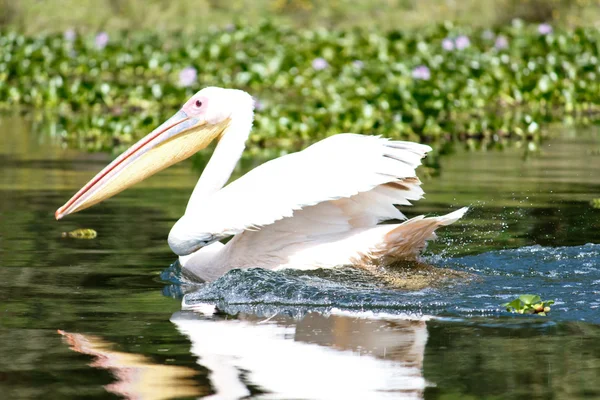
[186,108,253,213]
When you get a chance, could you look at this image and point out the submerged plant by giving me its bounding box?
[503,295,554,316]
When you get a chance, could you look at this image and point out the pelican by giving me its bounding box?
[56,87,467,282]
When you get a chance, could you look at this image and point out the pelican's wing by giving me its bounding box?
[176,134,430,243]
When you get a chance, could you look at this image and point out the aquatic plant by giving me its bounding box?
[494,35,509,50]
[61,228,98,239]
[412,65,431,81]
[94,32,109,50]
[454,35,471,50]
[442,38,454,51]
[591,198,600,209]
[179,67,198,88]
[0,21,599,154]
[63,28,76,42]
[311,57,329,71]
[538,23,553,35]
[503,295,554,316]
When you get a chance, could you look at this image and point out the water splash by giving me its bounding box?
[172,244,600,322]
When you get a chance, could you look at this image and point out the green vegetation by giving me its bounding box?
[61,228,98,239]
[3,0,600,33]
[1,21,599,156]
[503,294,555,316]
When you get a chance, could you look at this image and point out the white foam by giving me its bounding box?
[181,299,217,316]
[329,308,432,321]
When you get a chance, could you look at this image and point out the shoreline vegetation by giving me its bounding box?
[1,3,599,161]
[3,0,600,33]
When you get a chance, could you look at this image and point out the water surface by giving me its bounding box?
[1,114,599,399]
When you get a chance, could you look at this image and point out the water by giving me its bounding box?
[1,114,600,399]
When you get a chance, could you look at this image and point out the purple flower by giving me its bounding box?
[95,32,109,50]
[455,35,470,50]
[64,29,76,42]
[179,67,197,87]
[253,96,264,111]
[312,57,329,71]
[352,60,364,69]
[442,38,454,51]
[481,30,495,40]
[412,65,431,81]
[494,35,509,50]
[538,23,553,35]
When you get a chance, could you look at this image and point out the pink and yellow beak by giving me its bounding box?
[55,110,228,220]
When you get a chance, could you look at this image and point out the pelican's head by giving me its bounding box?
[55,87,253,219]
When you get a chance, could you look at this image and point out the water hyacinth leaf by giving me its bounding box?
[502,298,524,311]
[519,294,541,305]
[0,22,599,156]
[503,295,554,316]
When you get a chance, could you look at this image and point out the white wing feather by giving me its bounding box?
[174,134,430,243]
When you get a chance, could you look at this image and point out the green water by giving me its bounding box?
[1,114,600,399]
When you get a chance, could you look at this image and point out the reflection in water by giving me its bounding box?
[3,115,600,399]
[57,330,204,400]
[171,311,428,400]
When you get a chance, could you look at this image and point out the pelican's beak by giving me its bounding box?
[56,110,229,220]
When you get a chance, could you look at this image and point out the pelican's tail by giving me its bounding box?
[358,207,468,266]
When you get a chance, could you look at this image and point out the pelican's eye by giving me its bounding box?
[194,99,203,108]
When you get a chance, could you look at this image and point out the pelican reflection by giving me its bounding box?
[172,311,429,399]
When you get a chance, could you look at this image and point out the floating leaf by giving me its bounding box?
[61,228,97,239]
[519,294,541,305]
[503,294,554,316]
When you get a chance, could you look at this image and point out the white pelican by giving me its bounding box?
[56,87,467,282]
